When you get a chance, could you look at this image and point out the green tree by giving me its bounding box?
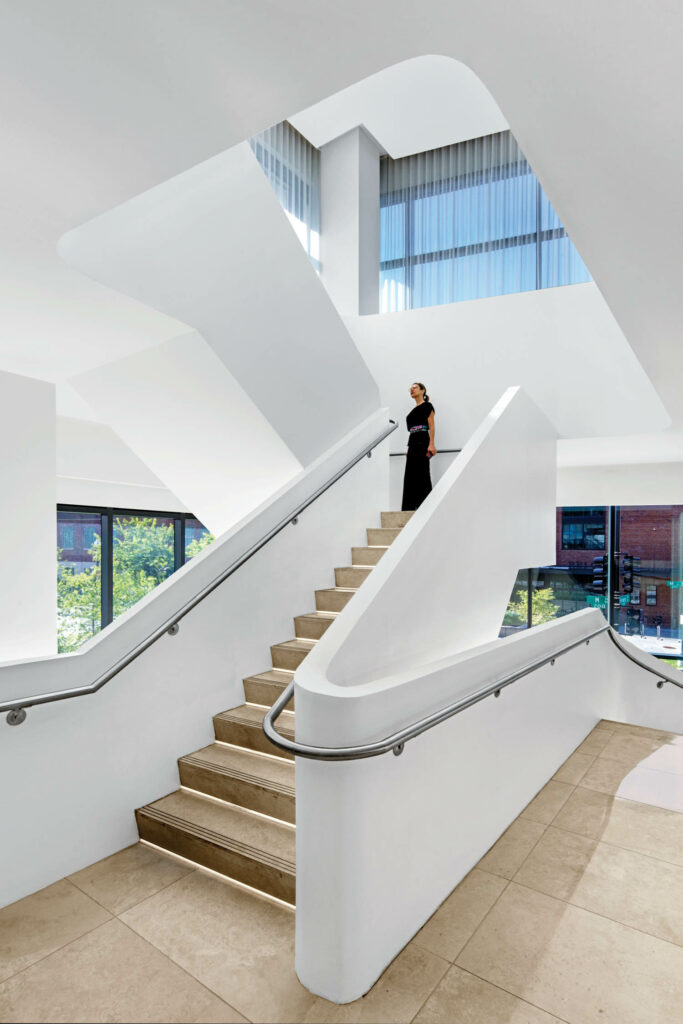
[57,517,215,653]
[111,516,175,617]
[57,540,102,652]
[186,530,215,559]
[503,586,559,627]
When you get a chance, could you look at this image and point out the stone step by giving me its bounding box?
[136,789,295,904]
[381,511,414,528]
[179,743,295,824]
[351,545,388,566]
[294,611,338,640]
[334,565,372,587]
[367,527,401,545]
[314,587,357,612]
[214,703,296,760]
[243,669,294,708]
[270,637,316,670]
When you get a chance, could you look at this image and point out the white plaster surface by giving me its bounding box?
[0,372,56,660]
[0,411,391,909]
[320,127,381,316]
[69,333,301,536]
[59,143,380,470]
[294,603,683,1003]
[301,387,557,689]
[57,416,187,512]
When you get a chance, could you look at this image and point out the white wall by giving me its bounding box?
[294,607,683,1003]
[59,142,380,469]
[557,461,683,506]
[346,283,668,446]
[0,371,56,660]
[69,333,301,536]
[320,126,381,316]
[57,416,188,512]
[290,55,508,157]
[292,388,558,1000]
[303,388,556,687]
[0,412,391,908]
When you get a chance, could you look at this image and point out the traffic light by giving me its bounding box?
[622,554,641,594]
[591,555,608,595]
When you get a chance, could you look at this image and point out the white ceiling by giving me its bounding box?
[290,55,508,157]
[0,1,681,465]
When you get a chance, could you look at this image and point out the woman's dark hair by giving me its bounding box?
[414,381,430,403]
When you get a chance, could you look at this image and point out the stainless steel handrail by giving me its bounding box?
[262,623,683,761]
[2,419,398,725]
[389,448,462,456]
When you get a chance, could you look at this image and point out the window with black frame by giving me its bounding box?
[57,505,214,653]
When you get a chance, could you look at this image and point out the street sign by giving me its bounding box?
[666,581,683,589]
[586,594,607,609]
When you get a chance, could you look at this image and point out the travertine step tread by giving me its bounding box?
[294,611,338,639]
[367,527,401,544]
[272,638,316,654]
[138,789,295,873]
[334,565,372,586]
[351,545,388,565]
[315,587,357,612]
[180,743,295,796]
[243,669,294,686]
[243,670,295,709]
[381,511,414,528]
[215,703,296,740]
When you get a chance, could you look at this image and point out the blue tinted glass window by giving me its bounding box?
[380,130,591,311]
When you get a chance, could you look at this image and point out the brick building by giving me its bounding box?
[535,506,683,637]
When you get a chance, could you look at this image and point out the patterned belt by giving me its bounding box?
[409,424,429,433]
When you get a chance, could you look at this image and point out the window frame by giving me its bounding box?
[57,503,210,636]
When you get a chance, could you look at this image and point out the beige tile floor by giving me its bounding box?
[3,719,683,1023]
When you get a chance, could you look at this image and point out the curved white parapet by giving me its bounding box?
[290,387,681,1003]
[294,606,683,1003]
[0,409,391,908]
[300,385,558,695]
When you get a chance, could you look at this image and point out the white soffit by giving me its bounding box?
[290,56,508,157]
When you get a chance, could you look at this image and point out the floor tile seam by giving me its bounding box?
[63,873,117,918]
[445,963,572,1024]
[586,754,683,779]
[529,779,577,830]
[441,875,514,969]
[118,914,257,1023]
[0,915,115,987]
[553,752,597,788]
[115,917,250,1021]
[405,868,511,962]
[508,876,683,952]
[548,821,683,872]
[454,825,552,952]
[110,865,198,919]
[402,948,451,1024]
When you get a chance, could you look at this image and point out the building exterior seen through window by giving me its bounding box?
[57,506,213,653]
[502,505,683,665]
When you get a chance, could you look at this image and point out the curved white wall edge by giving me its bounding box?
[294,607,683,1003]
[0,408,391,908]
[0,407,389,698]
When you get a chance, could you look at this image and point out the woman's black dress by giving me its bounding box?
[401,401,434,511]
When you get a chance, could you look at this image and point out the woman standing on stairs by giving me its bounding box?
[402,382,436,511]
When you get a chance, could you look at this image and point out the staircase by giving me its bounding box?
[135,510,413,904]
